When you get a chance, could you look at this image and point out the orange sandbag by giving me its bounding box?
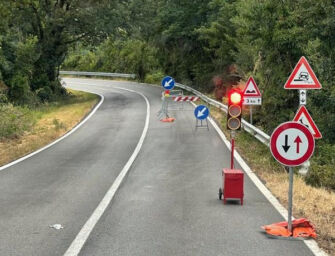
[262,218,317,238]
[160,117,175,122]
[293,227,317,238]
[262,225,292,237]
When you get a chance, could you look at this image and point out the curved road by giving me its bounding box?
[0,78,316,256]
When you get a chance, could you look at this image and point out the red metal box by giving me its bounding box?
[222,169,244,205]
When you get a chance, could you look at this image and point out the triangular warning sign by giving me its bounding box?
[284,56,322,89]
[293,105,322,139]
[243,77,261,97]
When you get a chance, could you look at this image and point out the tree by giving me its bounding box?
[5,0,117,99]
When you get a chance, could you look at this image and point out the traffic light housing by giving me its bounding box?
[227,89,243,131]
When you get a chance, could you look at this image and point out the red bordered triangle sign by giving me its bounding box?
[293,105,322,139]
[284,56,322,89]
[243,77,261,97]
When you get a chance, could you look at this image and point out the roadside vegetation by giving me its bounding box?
[0,90,99,166]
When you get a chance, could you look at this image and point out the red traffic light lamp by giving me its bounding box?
[229,90,243,105]
[227,89,243,131]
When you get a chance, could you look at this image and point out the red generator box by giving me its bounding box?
[221,169,244,205]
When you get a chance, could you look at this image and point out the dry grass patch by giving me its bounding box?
[209,105,335,256]
[0,90,99,166]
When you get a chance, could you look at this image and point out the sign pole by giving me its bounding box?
[230,131,235,169]
[250,106,253,125]
[288,166,294,233]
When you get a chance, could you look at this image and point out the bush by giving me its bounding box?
[36,86,53,102]
[8,74,38,105]
[144,70,164,84]
[0,104,35,139]
[306,164,335,190]
[0,94,8,103]
[30,73,49,91]
[0,80,9,103]
[62,49,98,71]
[306,143,335,190]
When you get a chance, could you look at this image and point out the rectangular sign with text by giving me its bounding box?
[243,97,261,105]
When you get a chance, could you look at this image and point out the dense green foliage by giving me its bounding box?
[0,0,118,104]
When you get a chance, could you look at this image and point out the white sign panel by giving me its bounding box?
[299,90,306,105]
[243,97,261,105]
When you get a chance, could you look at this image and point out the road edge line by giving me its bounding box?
[63,87,150,256]
[0,92,104,172]
[207,116,328,256]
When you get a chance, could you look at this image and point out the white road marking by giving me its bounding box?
[63,87,150,256]
[190,102,327,256]
[0,88,104,172]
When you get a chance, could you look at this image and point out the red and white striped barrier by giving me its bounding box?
[172,96,199,102]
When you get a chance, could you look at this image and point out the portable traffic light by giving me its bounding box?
[227,89,243,131]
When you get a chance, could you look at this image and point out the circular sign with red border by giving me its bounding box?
[270,122,315,166]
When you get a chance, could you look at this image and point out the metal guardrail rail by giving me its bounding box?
[59,71,136,79]
[59,71,270,146]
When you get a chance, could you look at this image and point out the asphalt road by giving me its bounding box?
[0,78,315,256]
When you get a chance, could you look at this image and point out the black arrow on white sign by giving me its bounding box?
[282,135,290,153]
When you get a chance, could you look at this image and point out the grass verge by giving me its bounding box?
[0,89,99,166]
[208,103,335,256]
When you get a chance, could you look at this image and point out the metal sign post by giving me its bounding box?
[288,166,294,232]
[157,93,169,120]
[250,106,253,125]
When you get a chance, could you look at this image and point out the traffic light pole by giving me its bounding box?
[230,131,235,169]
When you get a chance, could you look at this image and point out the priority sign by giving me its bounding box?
[270,122,315,166]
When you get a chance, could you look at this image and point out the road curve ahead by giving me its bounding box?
[0,78,315,256]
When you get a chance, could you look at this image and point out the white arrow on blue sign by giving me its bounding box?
[194,105,209,120]
[161,76,175,90]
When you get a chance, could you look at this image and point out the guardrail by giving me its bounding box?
[59,71,136,79]
[59,71,270,146]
